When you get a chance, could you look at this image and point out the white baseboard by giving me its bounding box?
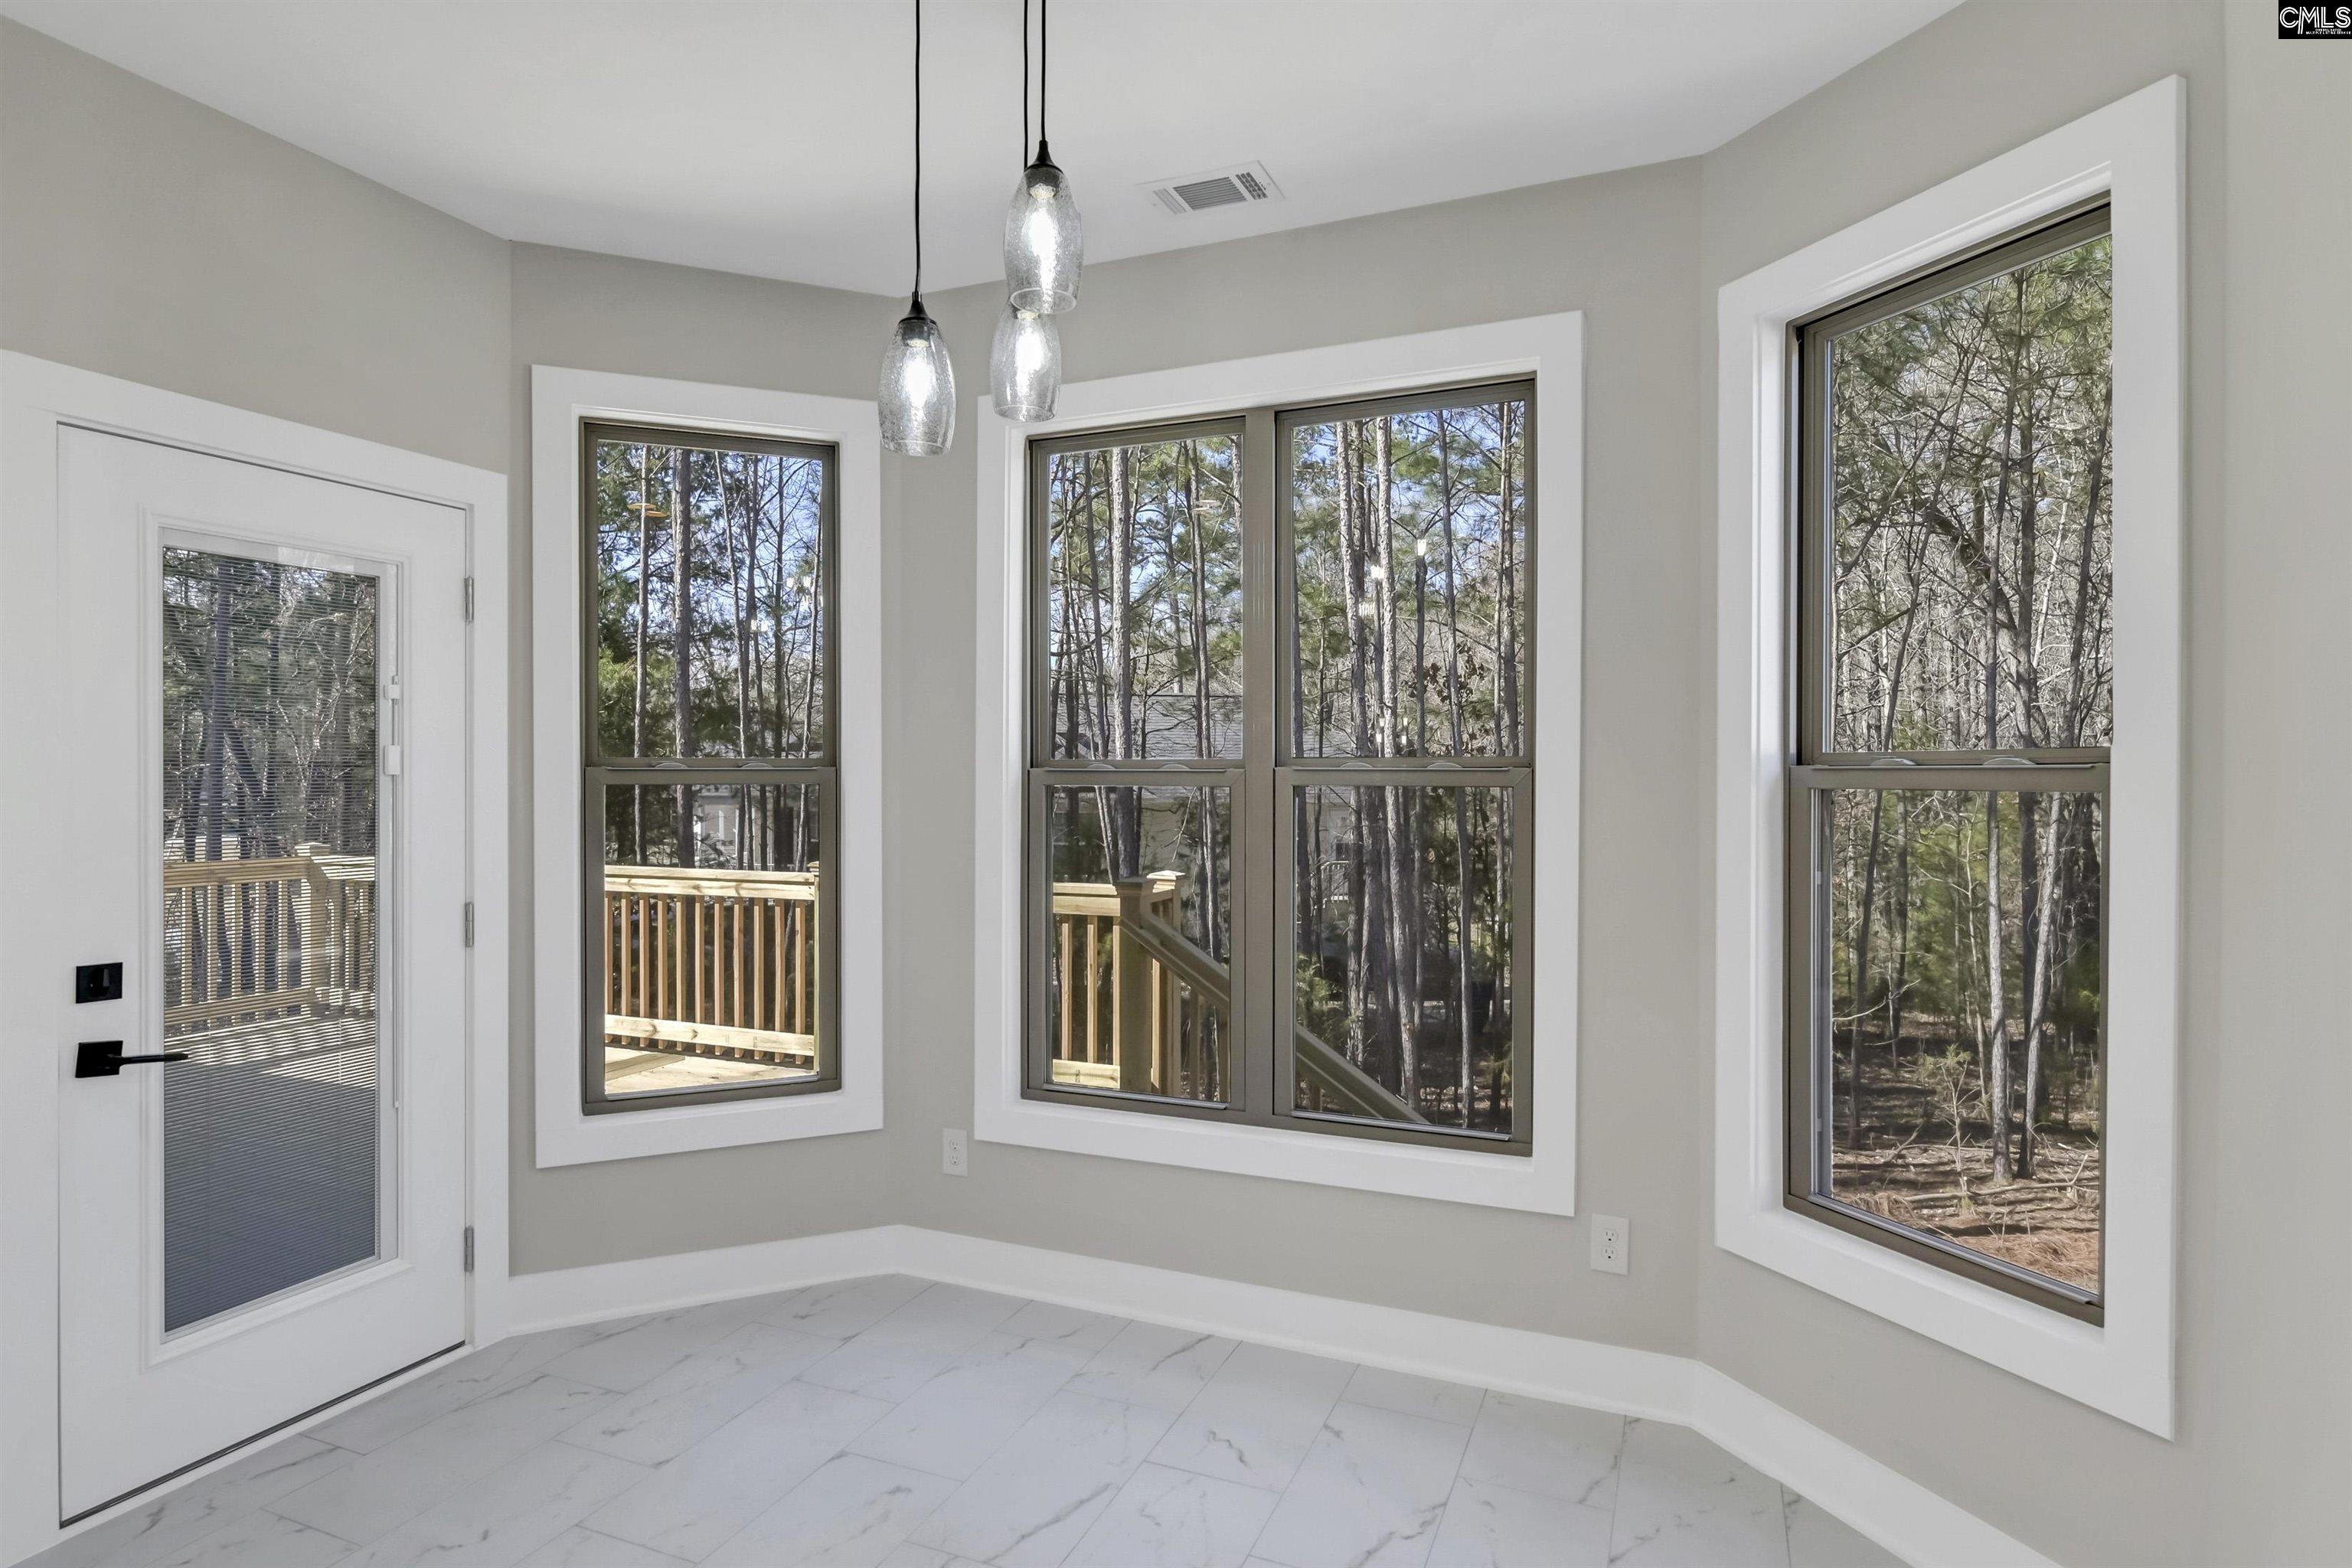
[505,1224,2056,1568]
[501,1227,904,1331]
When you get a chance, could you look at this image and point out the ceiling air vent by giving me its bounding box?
[1145,162,1282,217]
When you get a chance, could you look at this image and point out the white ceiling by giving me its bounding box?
[5,0,1958,297]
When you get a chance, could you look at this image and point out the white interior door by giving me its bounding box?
[54,430,470,1521]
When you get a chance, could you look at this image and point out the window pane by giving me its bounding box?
[161,547,383,1331]
[1292,784,1514,1132]
[1822,787,2103,1295]
[599,781,825,1097]
[1043,431,1243,760]
[1291,397,1527,759]
[592,436,828,762]
[1825,232,2112,755]
[1042,784,1232,1102]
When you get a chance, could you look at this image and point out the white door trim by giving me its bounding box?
[0,352,510,1568]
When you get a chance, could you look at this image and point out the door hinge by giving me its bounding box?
[463,902,475,948]
[463,1225,475,1273]
[463,576,475,623]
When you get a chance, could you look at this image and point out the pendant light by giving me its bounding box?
[878,0,953,456]
[989,304,1060,422]
[991,0,1061,420]
[1003,0,1081,314]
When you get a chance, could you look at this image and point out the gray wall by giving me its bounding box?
[5,5,2347,1562]
[1693,5,2350,1564]
[501,245,903,1270]
[888,162,1709,1355]
[0,20,508,475]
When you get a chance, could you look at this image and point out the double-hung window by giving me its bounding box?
[1786,206,2112,1318]
[1024,382,1534,1151]
[580,421,837,1112]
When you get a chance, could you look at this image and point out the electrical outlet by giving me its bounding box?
[942,1127,969,1178]
[1590,1214,1629,1275]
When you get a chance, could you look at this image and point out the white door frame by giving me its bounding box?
[0,353,512,1568]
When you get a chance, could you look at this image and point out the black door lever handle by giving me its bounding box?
[75,1040,191,1078]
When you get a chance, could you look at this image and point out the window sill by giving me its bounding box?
[975,1090,1573,1216]
[537,1075,882,1168]
[1715,1197,2161,1429]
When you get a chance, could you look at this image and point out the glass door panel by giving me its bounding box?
[158,545,388,1333]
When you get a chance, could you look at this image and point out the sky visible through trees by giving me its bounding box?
[1040,395,1527,1131]
[1815,227,2112,1295]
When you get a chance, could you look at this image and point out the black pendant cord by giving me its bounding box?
[1021,0,1030,162]
[1035,0,1050,164]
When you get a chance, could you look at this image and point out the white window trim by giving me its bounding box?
[1713,79,2184,1435]
[530,365,883,1166]
[973,315,1583,1216]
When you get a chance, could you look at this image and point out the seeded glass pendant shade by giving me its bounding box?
[880,295,955,456]
[989,302,1060,422]
[1005,145,1082,314]
[877,0,952,456]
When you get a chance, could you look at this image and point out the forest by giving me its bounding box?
[1039,395,1528,1131]
[162,548,380,1013]
[590,435,832,1096]
[591,433,829,873]
[1816,227,2112,1293]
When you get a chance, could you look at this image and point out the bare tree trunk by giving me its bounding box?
[1334,427,1374,1070]
[1846,602,1917,1150]
[1184,445,1222,969]
[1108,446,1137,875]
[1980,290,2027,1185]
[198,556,238,999]
[1372,421,1420,1106]
[1434,411,1478,1127]
[2012,373,2046,1122]
[722,457,753,862]
[671,448,694,867]
[1887,792,1913,1067]
[1984,774,2012,1180]
[1496,403,1523,758]
[799,501,822,856]
[1073,457,1116,882]
[2017,799,2066,1177]
[632,446,651,861]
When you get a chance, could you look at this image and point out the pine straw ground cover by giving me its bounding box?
[1826,1048,2103,1295]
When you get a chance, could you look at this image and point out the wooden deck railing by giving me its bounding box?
[164,844,375,1036]
[1048,875,1423,1124]
[601,866,818,1067]
[162,851,1417,1121]
[1048,874,1214,1098]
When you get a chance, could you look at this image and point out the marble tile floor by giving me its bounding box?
[31,1276,1906,1568]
